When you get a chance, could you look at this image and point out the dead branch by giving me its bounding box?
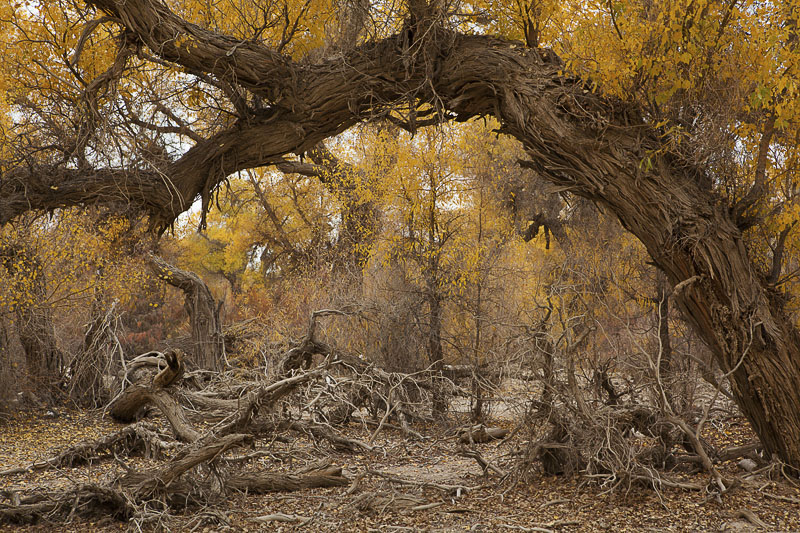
[458,425,509,444]
[456,446,507,477]
[252,513,311,524]
[349,490,427,514]
[718,442,761,462]
[353,416,426,440]
[0,422,174,476]
[367,469,473,496]
[731,508,770,529]
[213,365,330,437]
[761,492,800,504]
[119,433,251,497]
[110,385,200,442]
[669,416,728,492]
[287,421,373,452]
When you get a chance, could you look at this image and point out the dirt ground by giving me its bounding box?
[1,406,799,533]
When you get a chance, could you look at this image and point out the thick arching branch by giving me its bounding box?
[88,0,296,102]
[0,166,177,225]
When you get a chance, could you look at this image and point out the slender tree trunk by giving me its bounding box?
[427,282,447,415]
[471,198,485,422]
[471,281,484,422]
[148,255,224,371]
[0,319,15,407]
[16,306,63,396]
[424,254,447,415]
[655,272,677,411]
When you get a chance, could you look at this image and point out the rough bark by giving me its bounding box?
[227,466,350,493]
[148,256,224,370]
[2,0,797,470]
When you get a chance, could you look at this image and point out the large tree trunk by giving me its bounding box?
[438,43,800,470]
[148,255,224,371]
[4,0,797,470]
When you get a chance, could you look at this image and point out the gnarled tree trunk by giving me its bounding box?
[148,255,224,371]
[440,43,800,470]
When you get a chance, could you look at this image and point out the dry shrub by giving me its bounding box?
[66,302,124,408]
[359,265,428,373]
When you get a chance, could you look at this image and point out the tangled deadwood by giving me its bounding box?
[0,484,133,525]
[0,340,356,526]
[2,307,769,528]
[517,371,764,493]
[0,309,462,527]
[0,421,175,477]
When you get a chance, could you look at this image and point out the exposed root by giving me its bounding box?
[0,484,132,525]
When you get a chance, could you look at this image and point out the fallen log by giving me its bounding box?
[458,425,509,444]
[228,465,349,492]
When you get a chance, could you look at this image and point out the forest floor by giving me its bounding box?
[1,405,799,533]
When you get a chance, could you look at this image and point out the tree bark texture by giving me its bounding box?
[1,0,797,470]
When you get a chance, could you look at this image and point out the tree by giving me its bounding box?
[2,0,800,470]
[0,240,64,395]
[148,255,225,370]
